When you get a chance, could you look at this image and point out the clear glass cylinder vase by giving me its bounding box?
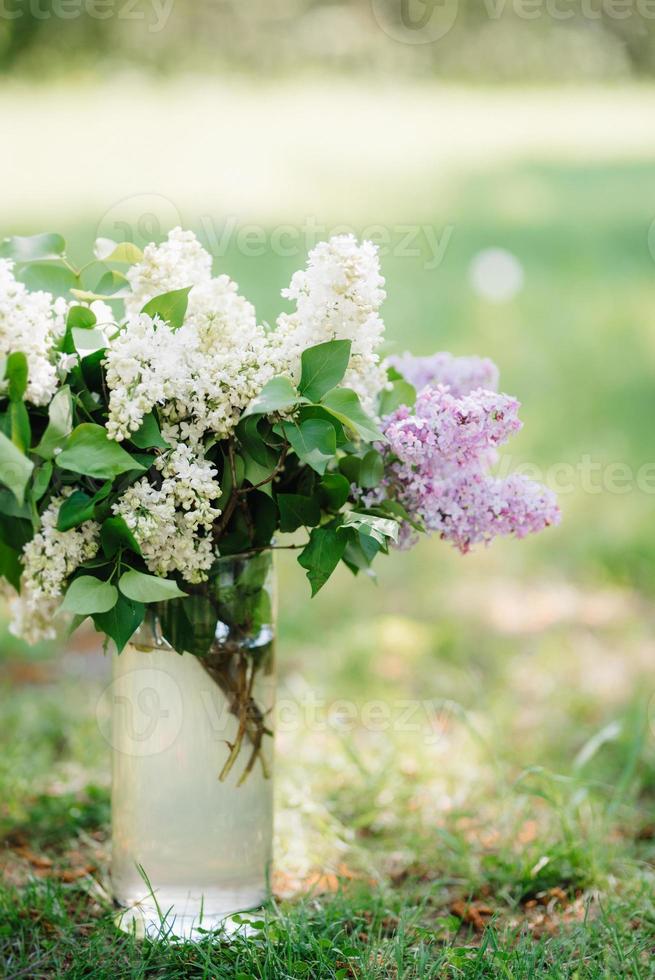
[108,553,275,940]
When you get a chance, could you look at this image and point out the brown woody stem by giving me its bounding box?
[199,640,272,784]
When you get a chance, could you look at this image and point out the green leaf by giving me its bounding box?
[243,376,299,418]
[298,525,348,596]
[94,238,143,264]
[130,412,170,450]
[357,528,383,563]
[235,415,278,468]
[19,263,78,297]
[95,269,130,296]
[320,388,384,443]
[9,401,30,453]
[0,537,21,591]
[0,489,30,520]
[100,516,141,558]
[360,449,384,489]
[34,387,74,459]
[66,305,97,330]
[216,509,251,556]
[56,424,146,480]
[242,453,275,497]
[299,339,351,402]
[0,233,66,262]
[79,349,106,394]
[71,269,130,302]
[60,576,118,615]
[0,430,33,505]
[238,552,272,591]
[60,305,98,356]
[31,460,53,502]
[0,510,32,550]
[319,472,350,511]
[5,351,28,401]
[297,404,348,445]
[142,287,191,330]
[118,569,187,604]
[56,490,93,532]
[277,493,321,533]
[159,595,218,657]
[339,454,361,485]
[71,327,107,355]
[93,594,145,654]
[343,533,380,575]
[282,418,337,475]
[250,491,277,548]
[213,575,271,634]
[341,511,399,546]
[379,379,416,416]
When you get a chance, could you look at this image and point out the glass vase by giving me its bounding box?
[107,554,276,940]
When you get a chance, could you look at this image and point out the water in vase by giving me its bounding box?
[106,637,275,939]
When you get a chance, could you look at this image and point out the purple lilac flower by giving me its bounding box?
[378,384,560,553]
[383,386,522,469]
[387,351,499,397]
[409,472,560,553]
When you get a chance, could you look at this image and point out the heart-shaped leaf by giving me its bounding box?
[243,376,299,418]
[60,576,119,615]
[299,339,351,402]
[56,424,146,480]
[118,569,187,604]
[141,287,192,330]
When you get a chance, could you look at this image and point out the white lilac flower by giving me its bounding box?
[172,275,277,440]
[275,235,388,412]
[0,259,67,405]
[103,312,187,441]
[124,227,213,316]
[105,277,276,444]
[112,444,222,584]
[9,492,100,643]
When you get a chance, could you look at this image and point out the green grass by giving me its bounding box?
[3,86,655,977]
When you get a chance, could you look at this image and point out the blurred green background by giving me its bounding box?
[2,0,655,80]
[3,5,655,975]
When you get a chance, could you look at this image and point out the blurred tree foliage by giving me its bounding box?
[0,0,653,79]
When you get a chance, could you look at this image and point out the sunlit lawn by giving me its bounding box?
[2,82,655,977]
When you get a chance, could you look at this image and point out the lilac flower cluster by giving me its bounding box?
[384,387,522,470]
[387,351,499,397]
[378,358,560,553]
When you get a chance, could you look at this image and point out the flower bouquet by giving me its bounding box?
[0,228,559,935]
